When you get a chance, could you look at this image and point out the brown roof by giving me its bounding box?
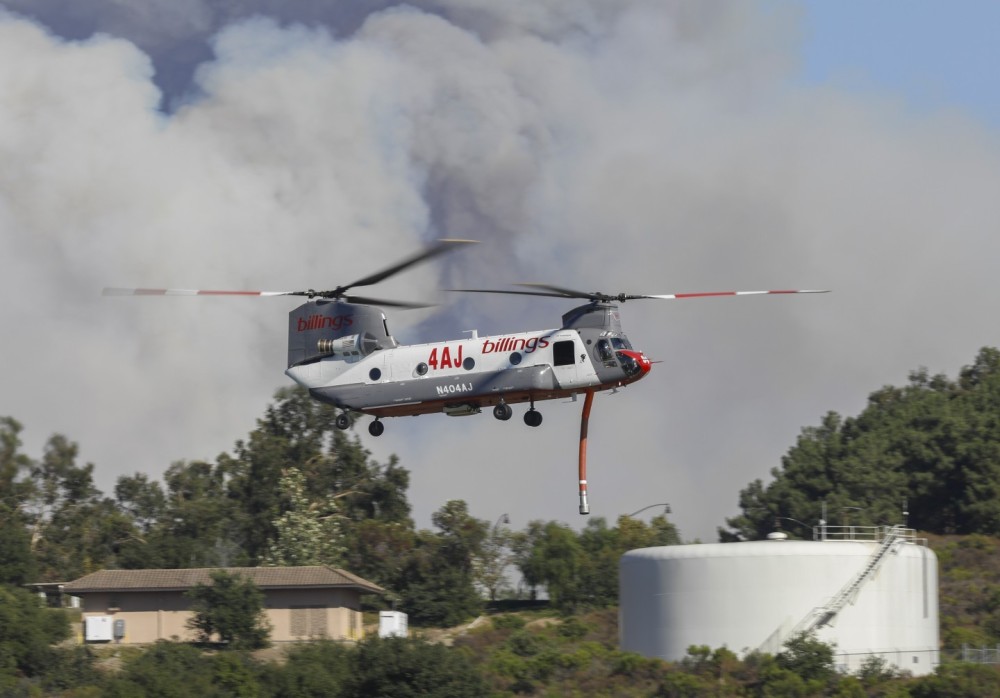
[63,566,384,595]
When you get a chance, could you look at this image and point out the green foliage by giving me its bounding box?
[724,348,1000,540]
[392,500,486,626]
[186,571,271,650]
[930,533,1000,645]
[492,614,527,631]
[511,514,681,612]
[776,633,837,684]
[0,584,71,681]
[103,641,216,698]
[272,639,351,697]
[340,636,487,698]
[0,506,36,586]
[910,662,1000,698]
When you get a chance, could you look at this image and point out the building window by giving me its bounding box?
[291,606,328,638]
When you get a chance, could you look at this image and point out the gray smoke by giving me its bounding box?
[2,1,998,540]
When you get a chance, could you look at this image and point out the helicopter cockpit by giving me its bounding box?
[595,335,644,377]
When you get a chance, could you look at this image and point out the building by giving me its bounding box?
[62,566,385,644]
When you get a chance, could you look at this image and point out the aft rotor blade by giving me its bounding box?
[102,287,295,297]
[645,289,830,300]
[452,286,829,303]
[339,238,478,293]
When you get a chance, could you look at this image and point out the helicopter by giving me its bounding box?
[104,239,827,513]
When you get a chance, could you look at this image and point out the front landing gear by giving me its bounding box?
[335,412,351,430]
[493,402,513,421]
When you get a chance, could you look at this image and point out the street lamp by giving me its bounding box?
[773,516,813,538]
[627,503,671,518]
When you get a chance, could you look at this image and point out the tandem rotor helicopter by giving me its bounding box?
[105,239,827,513]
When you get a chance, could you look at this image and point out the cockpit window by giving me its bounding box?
[596,339,614,362]
[610,337,632,350]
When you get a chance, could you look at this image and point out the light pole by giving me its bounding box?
[627,503,671,518]
[773,516,813,539]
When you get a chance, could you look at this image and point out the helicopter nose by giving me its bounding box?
[617,350,653,378]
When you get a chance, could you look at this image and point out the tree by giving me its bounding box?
[129,460,244,569]
[476,517,513,601]
[723,347,1000,540]
[0,584,70,686]
[0,505,36,586]
[393,501,486,626]
[776,633,836,685]
[263,467,344,567]
[186,570,270,649]
[521,521,585,612]
[223,387,412,564]
[27,434,139,580]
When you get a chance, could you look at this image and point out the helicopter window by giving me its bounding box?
[463,357,475,370]
[610,337,631,351]
[596,339,614,363]
[369,368,382,381]
[553,340,575,367]
[415,362,428,376]
[509,352,522,366]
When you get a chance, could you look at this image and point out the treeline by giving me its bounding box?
[1,386,678,627]
[6,605,1000,697]
[723,346,1000,541]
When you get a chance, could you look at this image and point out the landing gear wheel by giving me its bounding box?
[368,420,384,437]
[493,402,513,421]
[335,413,351,430]
[524,409,542,427]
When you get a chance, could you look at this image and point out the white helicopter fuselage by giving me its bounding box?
[285,323,650,419]
[283,300,652,512]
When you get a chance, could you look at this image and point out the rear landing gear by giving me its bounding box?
[368,419,384,437]
[524,409,542,427]
[335,413,351,430]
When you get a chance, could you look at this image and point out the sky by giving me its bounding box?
[1,0,999,544]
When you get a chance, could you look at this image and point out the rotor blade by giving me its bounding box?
[513,283,597,299]
[102,287,295,297]
[451,286,829,303]
[341,295,434,309]
[644,289,830,300]
[337,238,478,293]
[450,287,574,299]
[516,283,652,302]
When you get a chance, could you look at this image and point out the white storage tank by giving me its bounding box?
[619,527,938,676]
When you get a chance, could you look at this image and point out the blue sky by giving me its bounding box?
[800,0,1000,126]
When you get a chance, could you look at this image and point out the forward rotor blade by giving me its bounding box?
[339,238,478,293]
[451,287,574,299]
[102,287,295,297]
[341,295,434,309]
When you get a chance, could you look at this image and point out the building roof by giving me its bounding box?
[63,566,385,595]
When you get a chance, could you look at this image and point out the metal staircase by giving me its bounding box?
[758,525,914,653]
